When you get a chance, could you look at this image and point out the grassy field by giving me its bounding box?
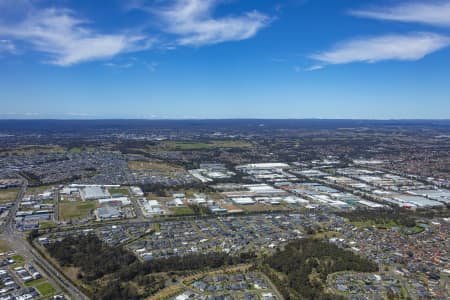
[108,188,129,196]
[0,188,19,204]
[68,147,82,153]
[221,203,242,212]
[26,185,54,196]
[35,282,57,297]
[128,160,184,173]
[11,254,24,266]
[0,145,65,157]
[237,204,290,213]
[0,240,10,252]
[68,146,97,153]
[404,226,425,235]
[350,220,425,235]
[158,140,252,150]
[351,219,400,229]
[59,201,97,221]
[39,221,57,229]
[24,277,47,287]
[170,206,196,216]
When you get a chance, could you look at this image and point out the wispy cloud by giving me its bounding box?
[0,0,271,65]
[310,32,450,66]
[304,65,324,71]
[0,39,16,54]
[146,61,158,72]
[0,7,154,66]
[350,1,450,27]
[104,62,134,69]
[104,58,158,72]
[137,0,272,46]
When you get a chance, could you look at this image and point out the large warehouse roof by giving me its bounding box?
[81,186,109,200]
[236,163,290,170]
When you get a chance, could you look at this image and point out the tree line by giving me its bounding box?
[263,238,378,299]
[337,208,417,227]
[46,234,256,299]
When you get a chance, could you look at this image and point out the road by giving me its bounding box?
[0,178,89,300]
[53,189,59,221]
[0,178,27,234]
[128,186,145,221]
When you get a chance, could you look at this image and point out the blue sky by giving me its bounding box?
[1,0,450,119]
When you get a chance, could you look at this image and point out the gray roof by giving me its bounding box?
[82,186,109,200]
[96,206,121,219]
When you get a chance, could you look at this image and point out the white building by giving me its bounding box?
[81,186,109,201]
[232,197,255,205]
[236,163,290,170]
[140,199,165,216]
[98,197,131,206]
[131,186,144,197]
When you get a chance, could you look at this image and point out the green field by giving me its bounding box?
[351,219,399,229]
[24,277,47,287]
[68,147,82,153]
[403,226,425,235]
[36,282,56,296]
[351,220,424,234]
[108,188,129,196]
[39,221,57,229]
[59,201,97,221]
[11,254,24,266]
[171,206,196,216]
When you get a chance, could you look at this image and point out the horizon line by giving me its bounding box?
[0,118,450,121]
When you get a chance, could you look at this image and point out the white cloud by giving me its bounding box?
[0,7,153,66]
[104,62,134,69]
[310,32,450,65]
[144,0,271,46]
[305,65,324,71]
[0,39,16,54]
[0,0,270,64]
[350,1,450,27]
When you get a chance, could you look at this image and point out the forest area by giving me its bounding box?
[45,235,256,299]
[337,208,418,228]
[262,238,378,300]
